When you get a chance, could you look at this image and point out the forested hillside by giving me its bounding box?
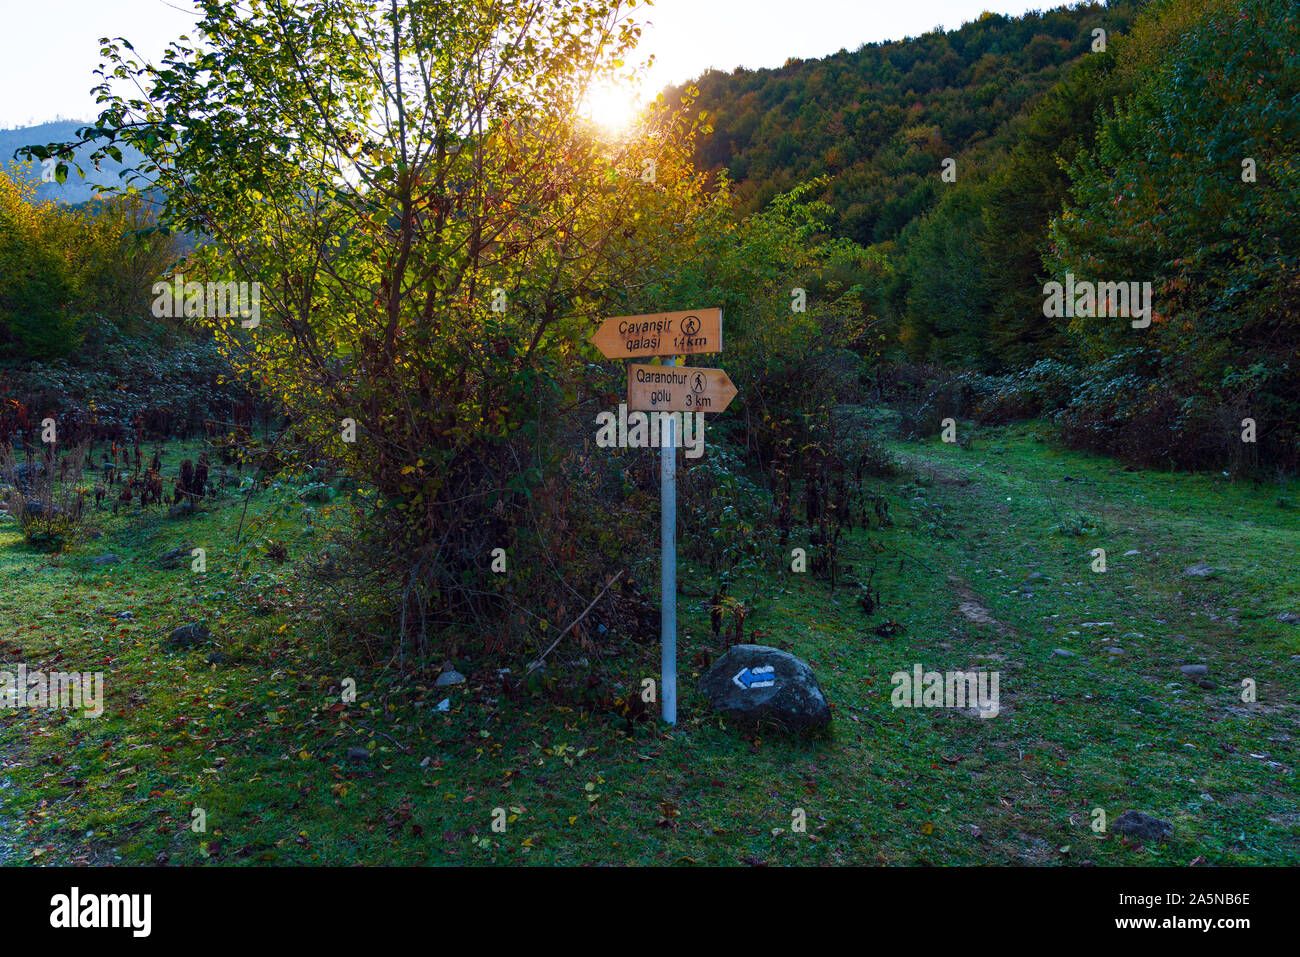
[675,0,1299,471]
[676,1,1142,245]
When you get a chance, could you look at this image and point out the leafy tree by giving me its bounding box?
[898,180,992,367]
[29,0,717,652]
[0,167,81,359]
[74,192,180,325]
[1049,0,1300,466]
[0,167,178,359]
[981,46,1125,367]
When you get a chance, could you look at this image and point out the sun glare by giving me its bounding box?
[582,79,644,136]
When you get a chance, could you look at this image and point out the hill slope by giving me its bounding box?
[672,1,1145,244]
[0,119,149,206]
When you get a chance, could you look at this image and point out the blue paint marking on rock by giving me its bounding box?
[732,666,775,689]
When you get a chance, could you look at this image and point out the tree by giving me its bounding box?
[0,167,83,360]
[1049,0,1300,467]
[981,46,1124,368]
[29,0,711,653]
[898,180,992,367]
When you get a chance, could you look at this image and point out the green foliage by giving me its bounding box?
[680,1,1142,245]
[1050,513,1103,537]
[981,48,1126,367]
[875,0,1299,473]
[1048,0,1300,468]
[679,440,767,585]
[897,180,992,367]
[0,319,255,444]
[0,167,179,361]
[73,192,180,325]
[0,170,81,359]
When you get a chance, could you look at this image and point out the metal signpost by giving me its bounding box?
[660,357,678,725]
[591,309,731,725]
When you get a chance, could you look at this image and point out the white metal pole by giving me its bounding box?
[661,357,677,725]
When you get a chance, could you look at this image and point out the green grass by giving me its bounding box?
[1,419,1297,865]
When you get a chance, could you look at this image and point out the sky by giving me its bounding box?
[0,0,1054,129]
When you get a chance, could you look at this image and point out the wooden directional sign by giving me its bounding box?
[590,307,722,359]
[627,363,738,413]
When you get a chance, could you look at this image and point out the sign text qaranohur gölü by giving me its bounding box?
[626,363,738,413]
[588,307,722,360]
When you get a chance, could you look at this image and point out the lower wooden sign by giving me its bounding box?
[627,364,738,413]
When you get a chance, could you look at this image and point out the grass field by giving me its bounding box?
[1,419,1297,865]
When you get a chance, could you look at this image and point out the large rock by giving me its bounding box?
[20,500,59,520]
[9,462,45,490]
[698,644,831,731]
[167,501,196,519]
[1111,810,1173,842]
[166,622,210,649]
[157,543,196,569]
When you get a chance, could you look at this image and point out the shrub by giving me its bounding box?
[0,442,94,551]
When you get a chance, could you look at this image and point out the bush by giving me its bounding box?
[971,358,1078,423]
[1048,0,1300,472]
[880,355,1282,474]
[0,168,179,360]
[0,442,94,551]
[0,318,259,446]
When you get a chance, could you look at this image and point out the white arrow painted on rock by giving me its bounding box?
[732,665,775,689]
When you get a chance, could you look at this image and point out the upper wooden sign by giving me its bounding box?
[589,307,722,359]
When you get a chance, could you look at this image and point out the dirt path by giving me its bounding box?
[866,427,1300,861]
